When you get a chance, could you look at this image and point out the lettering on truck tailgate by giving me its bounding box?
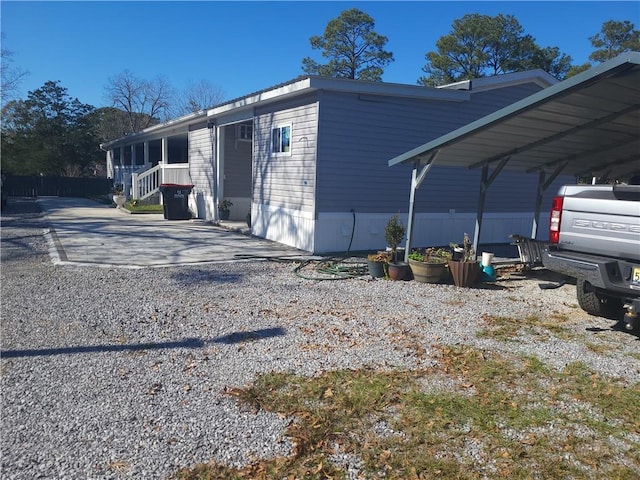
[573,219,640,233]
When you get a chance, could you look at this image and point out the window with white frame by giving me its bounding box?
[271,124,291,154]
[237,123,252,141]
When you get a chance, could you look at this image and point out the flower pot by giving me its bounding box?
[112,195,126,208]
[481,252,495,267]
[448,260,480,287]
[386,247,405,263]
[480,264,497,282]
[452,247,464,261]
[219,209,230,220]
[408,258,447,283]
[367,260,386,278]
[388,261,409,281]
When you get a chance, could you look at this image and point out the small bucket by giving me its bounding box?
[481,252,495,267]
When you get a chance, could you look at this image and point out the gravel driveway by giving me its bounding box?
[2,197,638,479]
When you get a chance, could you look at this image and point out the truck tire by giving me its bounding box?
[576,278,622,319]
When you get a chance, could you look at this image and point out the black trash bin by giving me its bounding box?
[159,184,194,220]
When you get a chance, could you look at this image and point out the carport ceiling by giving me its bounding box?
[389,52,640,182]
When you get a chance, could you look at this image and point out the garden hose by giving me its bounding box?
[292,210,369,281]
[234,210,370,281]
[293,257,369,281]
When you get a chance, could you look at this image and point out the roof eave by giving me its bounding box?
[102,110,208,149]
[206,76,471,118]
[437,69,558,92]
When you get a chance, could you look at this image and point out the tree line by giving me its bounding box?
[1,10,638,177]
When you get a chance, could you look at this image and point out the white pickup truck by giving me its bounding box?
[542,183,640,331]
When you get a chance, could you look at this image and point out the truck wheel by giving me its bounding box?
[576,278,622,319]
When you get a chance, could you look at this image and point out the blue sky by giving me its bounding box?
[2,1,639,108]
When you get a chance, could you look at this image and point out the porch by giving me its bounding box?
[105,128,191,202]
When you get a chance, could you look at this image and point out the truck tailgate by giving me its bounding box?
[558,185,640,260]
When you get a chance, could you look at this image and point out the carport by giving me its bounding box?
[389,52,640,260]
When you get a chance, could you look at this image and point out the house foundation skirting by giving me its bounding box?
[191,191,216,221]
[244,208,541,255]
[313,212,540,254]
[252,204,315,252]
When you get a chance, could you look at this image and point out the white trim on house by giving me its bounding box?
[206,70,557,119]
[270,124,292,156]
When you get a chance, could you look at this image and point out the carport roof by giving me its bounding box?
[389,52,640,182]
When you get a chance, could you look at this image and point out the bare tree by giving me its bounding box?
[172,79,225,117]
[1,35,30,107]
[104,70,173,134]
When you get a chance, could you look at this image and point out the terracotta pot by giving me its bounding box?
[448,260,480,287]
[408,258,447,283]
[387,261,409,281]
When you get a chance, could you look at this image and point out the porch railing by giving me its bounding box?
[128,162,191,200]
[131,164,161,200]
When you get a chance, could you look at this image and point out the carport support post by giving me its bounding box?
[531,162,567,239]
[472,157,509,258]
[404,155,436,262]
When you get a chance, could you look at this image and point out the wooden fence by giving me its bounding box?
[1,175,113,198]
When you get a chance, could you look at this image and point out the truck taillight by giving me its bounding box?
[549,195,563,244]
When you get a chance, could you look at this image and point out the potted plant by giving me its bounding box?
[112,184,126,208]
[219,199,233,220]
[408,247,451,283]
[385,214,409,280]
[448,233,479,287]
[366,251,390,278]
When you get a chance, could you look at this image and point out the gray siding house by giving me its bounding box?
[104,71,573,254]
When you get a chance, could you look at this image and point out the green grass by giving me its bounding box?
[171,345,640,480]
[123,200,164,213]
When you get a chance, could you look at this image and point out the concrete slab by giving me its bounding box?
[37,197,312,268]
